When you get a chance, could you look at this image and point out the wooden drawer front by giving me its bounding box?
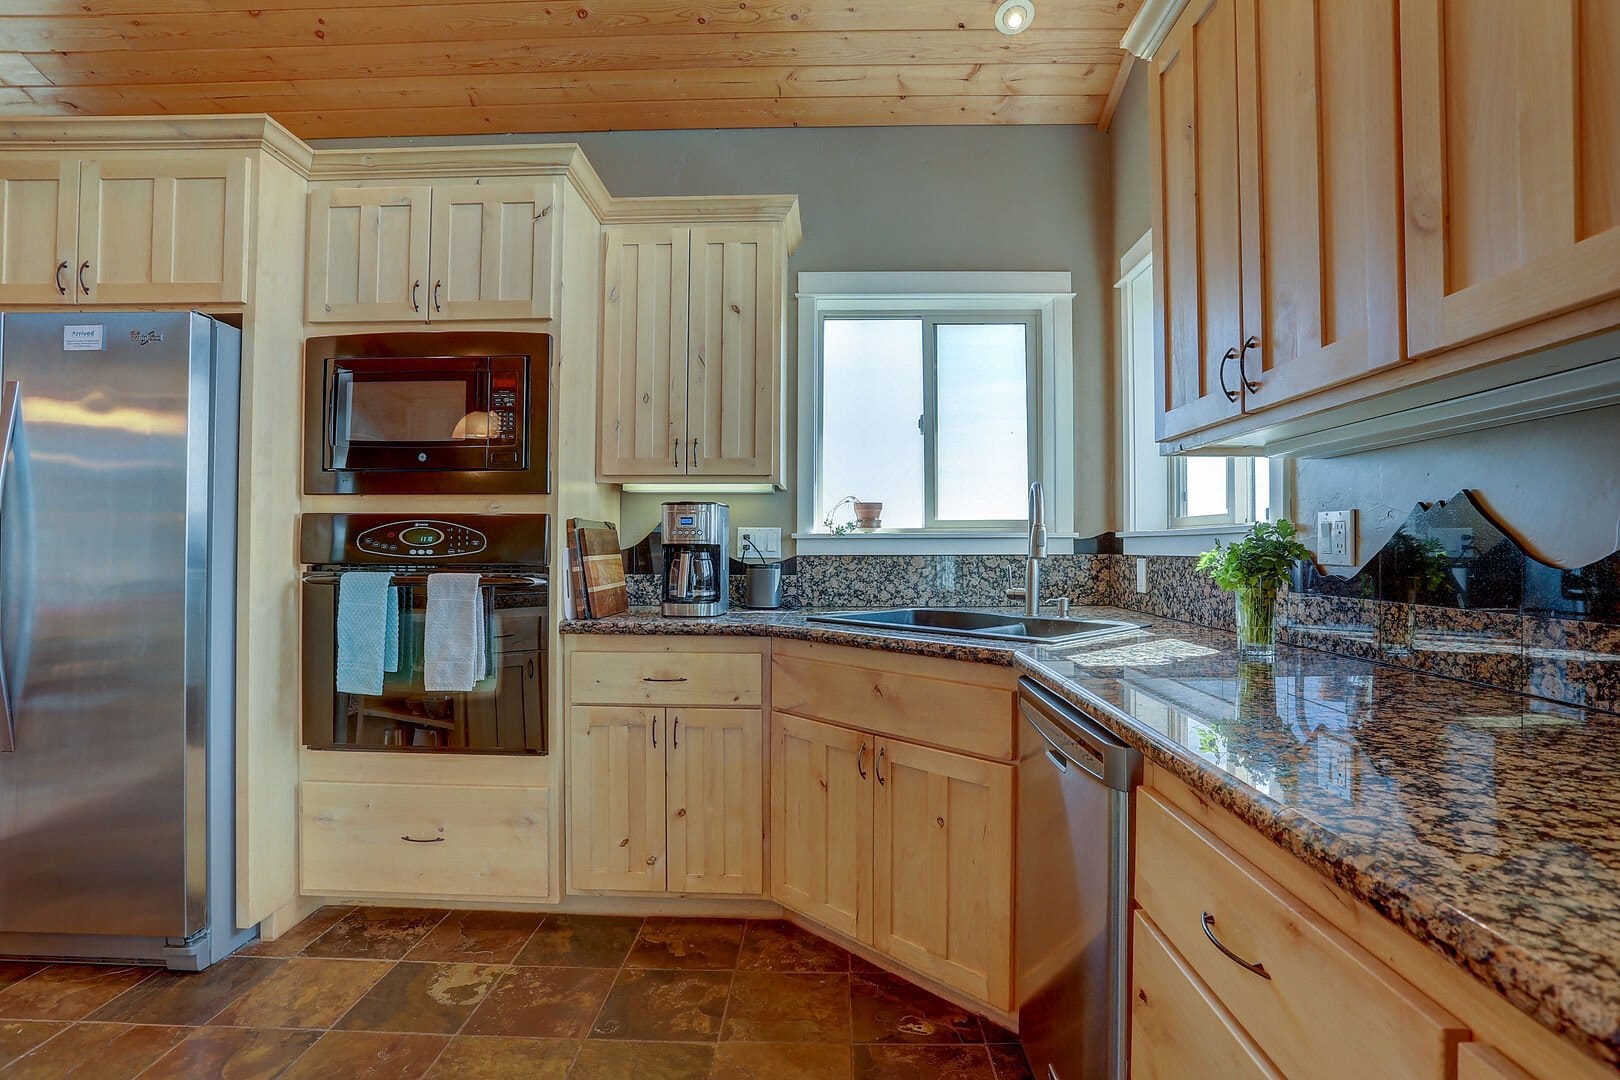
[1132,911,1282,1079]
[570,650,762,706]
[301,781,549,900]
[1458,1043,1535,1080]
[1135,790,1466,1080]
[771,653,1014,760]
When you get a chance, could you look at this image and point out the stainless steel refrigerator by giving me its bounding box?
[0,311,249,970]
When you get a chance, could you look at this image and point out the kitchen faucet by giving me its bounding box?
[1016,481,1047,617]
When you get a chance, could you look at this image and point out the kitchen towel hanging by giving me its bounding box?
[336,572,400,695]
[424,573,487,692]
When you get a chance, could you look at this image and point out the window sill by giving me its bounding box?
[1119,525,1251,556]
[792,531,1082,556]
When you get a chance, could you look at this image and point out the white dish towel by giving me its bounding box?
[424,573,486,692]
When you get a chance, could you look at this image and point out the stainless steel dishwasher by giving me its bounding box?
[1017,676,1142,1080]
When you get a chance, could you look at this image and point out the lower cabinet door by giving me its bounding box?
[300,781,550,901]
[872,737,1014,1010]
[769,712,872,942]
[666,708,764,895]
[1132,911,1282,1079]
[567,706,667,892]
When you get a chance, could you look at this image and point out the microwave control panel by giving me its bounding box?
[355,519,489,559]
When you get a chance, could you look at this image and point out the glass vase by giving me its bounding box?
[1234,584,1278,663]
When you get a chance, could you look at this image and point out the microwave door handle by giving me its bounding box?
[0,382,21,751]
[328,370,352,466]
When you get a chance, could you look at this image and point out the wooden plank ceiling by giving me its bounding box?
[0,0,1141,138]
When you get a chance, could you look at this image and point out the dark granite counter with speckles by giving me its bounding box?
[562,604,1620,1066]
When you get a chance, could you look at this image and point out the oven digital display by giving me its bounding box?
[401,527,443,546]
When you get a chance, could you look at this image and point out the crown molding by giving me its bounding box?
[0,113,314,174]
[1121,0,1193,59]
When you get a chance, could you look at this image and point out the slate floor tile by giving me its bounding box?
[513,915,643,969]
[589,968,730,1042]
[460,966,614,1039]
[336,962,504,1035]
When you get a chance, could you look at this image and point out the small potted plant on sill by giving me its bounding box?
[823,495,884,534]
[1196,519,1313,662]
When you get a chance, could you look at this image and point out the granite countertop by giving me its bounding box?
[564,604,1620,1065]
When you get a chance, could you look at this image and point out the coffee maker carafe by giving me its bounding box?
[661,502,729,616]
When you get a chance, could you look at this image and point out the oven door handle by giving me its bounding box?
[301,572,548,588]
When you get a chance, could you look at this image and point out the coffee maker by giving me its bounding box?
[661,502,729,616]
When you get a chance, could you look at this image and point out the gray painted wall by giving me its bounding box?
[1103,67,1620,568]
[322,126,1115,549]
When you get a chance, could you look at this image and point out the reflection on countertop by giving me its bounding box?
[1018,615,1620,1068]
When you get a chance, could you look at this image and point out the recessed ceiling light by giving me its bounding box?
[995,0,1035,34]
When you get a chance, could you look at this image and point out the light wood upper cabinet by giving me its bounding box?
[1234,0,1404,408]
[1151,0,1245,441]
[686,225,781,477]
[598,207,795,485]
[666,707,764,895]
[566,706,667,893]
[0,157,78,304]
[599,225,691,478]
[1400,0,1620,356]
[429,181,561,321]
[872,737,1014,1011]
[0,153,249,306]
[306,185,432,323]
[769,711,873,942]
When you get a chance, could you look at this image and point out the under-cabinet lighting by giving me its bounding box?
[621,483,778,494]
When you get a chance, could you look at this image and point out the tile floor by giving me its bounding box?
[0,907,1034,1079]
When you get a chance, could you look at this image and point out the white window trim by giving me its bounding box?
[794,271,1076,555]
[1115,232,1294,555]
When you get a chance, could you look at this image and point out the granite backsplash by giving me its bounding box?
[623,546,1619,717]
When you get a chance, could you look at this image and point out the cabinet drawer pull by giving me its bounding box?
[1238,335,1261,394]
[401,835,445,844]
[78,261,91,297]
[55,261,68,296]
[642,676,689,683]
[1218,346,1239,402]
[1201,912,1270,979]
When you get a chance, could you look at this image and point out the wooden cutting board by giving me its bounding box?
[569,518,628,619]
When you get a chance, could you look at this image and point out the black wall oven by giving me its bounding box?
[304,331,550,494]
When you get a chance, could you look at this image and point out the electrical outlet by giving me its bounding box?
[1135,557,1149,593]
[1316,510,1357,567]
[736,527,782,561]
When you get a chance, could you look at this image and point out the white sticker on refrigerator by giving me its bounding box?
[63,325,105,351]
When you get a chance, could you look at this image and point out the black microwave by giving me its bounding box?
[303,331,550,494]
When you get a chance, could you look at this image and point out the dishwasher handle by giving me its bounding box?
[1018,677,1142,792]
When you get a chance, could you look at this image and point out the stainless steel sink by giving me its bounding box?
[807,608,1140,645]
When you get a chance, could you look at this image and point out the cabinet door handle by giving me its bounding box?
[433,279,443,312]
[1201,912,1270,979]
[673,437,681,468]
[691,437,700,470]
[1238,335,1261,394]
[401,835,445,844]
[875,746,887,785]
[651,715,658,748]
[1218,346,1239,403]
[672,717,680,749]
[856,742,868,780]
[78,261,91,297]
[54,261,68,296]
[411,279,421,312]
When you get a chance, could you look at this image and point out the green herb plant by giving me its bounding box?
[1196,519,1313,657]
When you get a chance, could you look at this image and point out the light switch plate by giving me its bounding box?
[1135,557,1149,593]
[1316,510,1357,567]
[736,526,782,561]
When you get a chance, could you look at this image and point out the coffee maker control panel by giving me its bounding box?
[664,504,723,544]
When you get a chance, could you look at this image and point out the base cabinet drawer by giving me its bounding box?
[301,781,550,900]
[1135,790,1467,1080]
[1132,911,1281,1079]
[569,649,762,706]
[1458,1043,1536,1080]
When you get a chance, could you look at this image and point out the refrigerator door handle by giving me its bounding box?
[0,380,20,751]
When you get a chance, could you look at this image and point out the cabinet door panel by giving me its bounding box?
[873,737,1013,1010]
[1235,0,1404,410]
[687,225,779,478]
[769,712,871,942]
[1402,0,1620,355]
[599,225,690,478]
[0,157,77,304]
[78,155,249,305]
[429,181,559,321]
[307,185,431,323]
[1151,0,1245,442]
[667,708,763,895]
[567,706,666,892]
